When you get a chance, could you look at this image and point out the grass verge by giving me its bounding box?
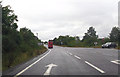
[2,45,47,71]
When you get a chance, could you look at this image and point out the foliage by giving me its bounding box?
[109,27,120,45]
[2,4,120,71]
[82,27,98,47]
[53,26,120,47]
[2,5,47,70]
[53,35,82,47]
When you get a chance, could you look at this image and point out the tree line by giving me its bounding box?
[2,5,47,70]
[53,26,120,47]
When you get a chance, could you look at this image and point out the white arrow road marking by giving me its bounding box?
[44,63,57,75]
[111,60,120,65]
[14,50,51,77]
[85,61,105,73]
[74,55,81,60]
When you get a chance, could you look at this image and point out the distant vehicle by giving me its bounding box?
[48,40,53,49]
[102,42,117,48]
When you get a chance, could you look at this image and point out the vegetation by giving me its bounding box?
[110,27,120,43]
[82,27,98,47]
[110,27,120,49]
[2,5,47,71]
[53,26,120,48]
[2,4,120,71]
[53,35,81,47]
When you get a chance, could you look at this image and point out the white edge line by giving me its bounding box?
[74,55,81,59]
[85,61,105,73]
[14,50,51,77]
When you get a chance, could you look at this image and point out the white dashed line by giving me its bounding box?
[111,60,120,65]
[65,53,68,55]
[74,55,81,60]
[85,61,105,74]
[14,50,51,77]
[69,53,72,55]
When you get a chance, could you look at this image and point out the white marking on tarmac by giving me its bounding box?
[65,53,68,55]
[85,61,105,74]
[14,50,51,77]
[69,53,72,55]
[111,60,120,65]
[44,63,57,75]
[74,55,81,60]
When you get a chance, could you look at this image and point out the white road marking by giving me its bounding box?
[69,53,72,55]
[115,60,120,61]
[44,63,57,75]
[65,53,68,55]
[111,60,120,65]
[74,55,81,60]
[14,50,51,77]
[85,61,105,74]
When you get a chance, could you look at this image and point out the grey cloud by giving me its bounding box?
[2,0,119,41]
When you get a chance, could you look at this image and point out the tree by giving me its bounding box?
[109,27,119,42]
[2,5,18,34]
[2,5,46,70]
[2,5,19,53]
[53,35,81,47]
[82,27,98,46]
[82,27,98,40]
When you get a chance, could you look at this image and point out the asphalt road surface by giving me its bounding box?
[3,45,119,76]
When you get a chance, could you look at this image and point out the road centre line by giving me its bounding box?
[85,61,105,74]
[14,50,51,77]
[69,53,72,55]
[65,53,68,55]
[74,55,81,60]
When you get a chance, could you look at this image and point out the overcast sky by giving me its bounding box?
[2,0,119,41]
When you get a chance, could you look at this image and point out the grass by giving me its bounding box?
[2,45,47,71]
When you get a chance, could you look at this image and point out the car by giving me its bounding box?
[102,42,117,48]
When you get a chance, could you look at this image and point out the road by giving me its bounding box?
[3,45,119,77]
